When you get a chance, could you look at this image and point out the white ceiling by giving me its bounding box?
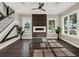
[5,2,77,14]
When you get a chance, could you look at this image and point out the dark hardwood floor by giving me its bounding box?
[58,39,79,57]
[0,40,31,57]
[0,39,79,57]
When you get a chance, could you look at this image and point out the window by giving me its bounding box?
[64,16,68,34]
[49,20,55,33]
[23,18,31,33]
[69,13,77,35]
[64,13,77,35]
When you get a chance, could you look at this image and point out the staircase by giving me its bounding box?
[0,14,14,33]
[0,2,19,49]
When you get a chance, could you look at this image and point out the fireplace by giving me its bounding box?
[32,26,46,37]
[32,14,47,37]
[33,26,46,32]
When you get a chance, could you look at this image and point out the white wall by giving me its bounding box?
[14,13,19,25]
[19,14,32,39]
[47,14,60,39]
[19,14,60,39]
[60,3,79,48]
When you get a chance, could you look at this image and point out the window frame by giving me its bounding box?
[22,17,32,34]
[63,12,78,37]
[48,18,56,34]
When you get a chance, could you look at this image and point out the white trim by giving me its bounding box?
[61,8,79,38]
[47,18,57,34]
[32,37,46,38]
[22,37,32,39]
[61,34,79,39]
[62,9,79,17]
[0,37,19,49]
[22,37,57,39]
[60,37,79,48]
[33,26,46,32]
[47,37,57,39]
[31,37,57,39]
[22,17,32,34]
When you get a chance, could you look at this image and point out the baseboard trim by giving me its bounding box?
[60,37,79,48]
[47,37,57,39]
[22,37,32,39]
[0,37,19,49]
[22,37,57,39]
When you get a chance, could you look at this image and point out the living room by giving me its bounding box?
[0,0,79,58]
